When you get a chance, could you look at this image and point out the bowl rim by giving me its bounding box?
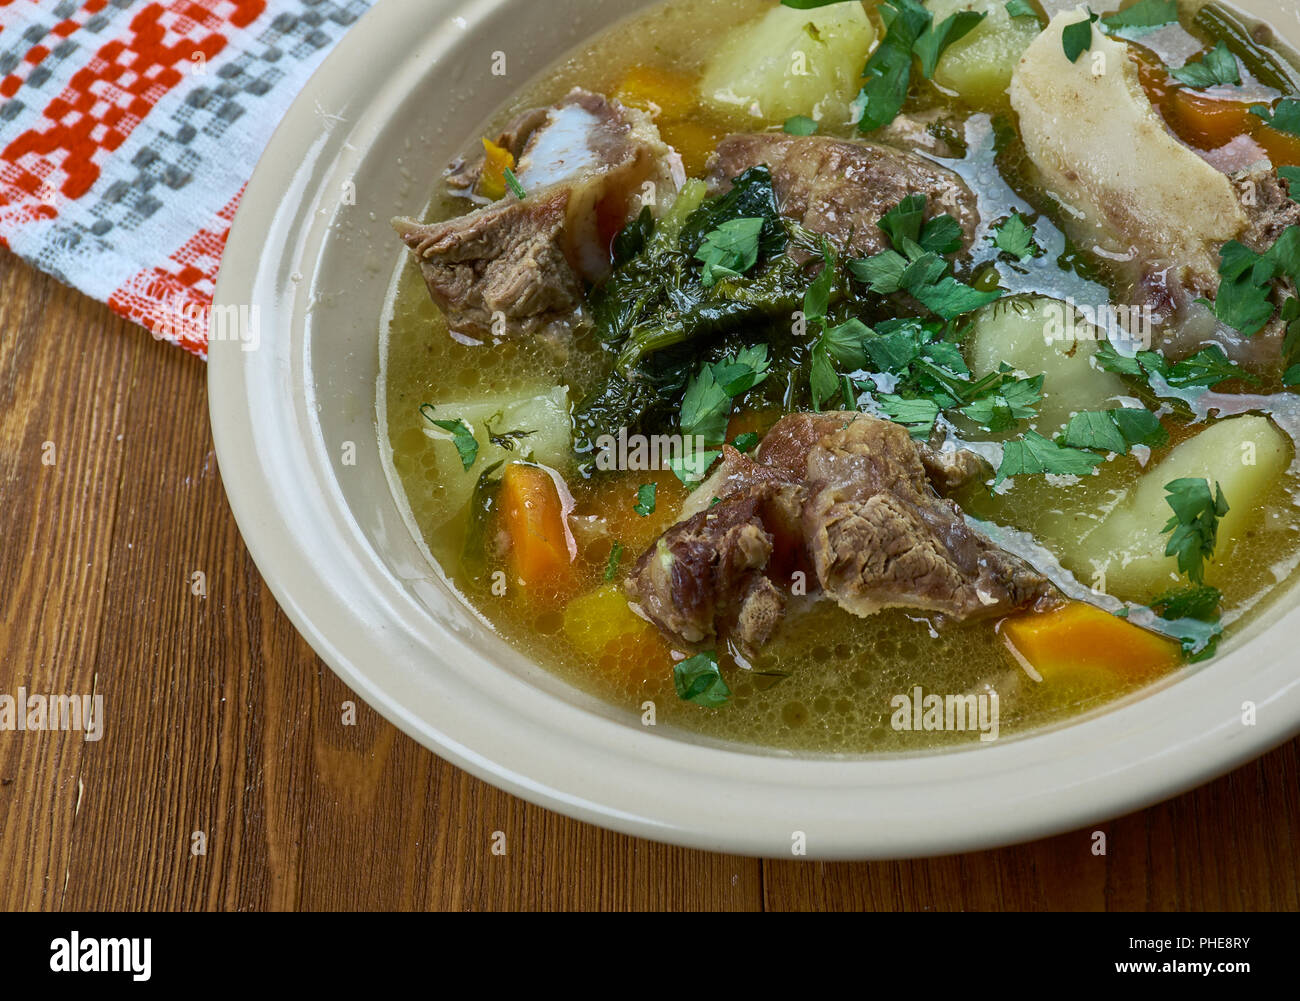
[210,0,1300,859]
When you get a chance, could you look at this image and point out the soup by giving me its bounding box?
[381,0,1300,752]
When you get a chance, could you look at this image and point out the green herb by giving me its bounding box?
[1005,0,1041,22]
[1250,98,1300,137]
[991,213,1039,260]
[912,277,1002,320]
[850,250,908,293]
[604,541,624,581]
[856,0,932,134]
[1148,345,1262,389]
[1161,478,1228,585]
[1100,0,1177,35]
[810,342,842,409]
[504,167,526,200]
[876,394,940,439]
[915,10,987,80]
[674,651,731,707]
[783,114,819,135]
[1060,407,1168,454]
[994,431,1103,487]
[732,431,761,453]
[1279,166,1300,201]
[821,318,873,370]
[695,217,766,286]
[918,214,965,255]
[1062,10,1099,63]
[960,374,1043,432]
[1170,41,1241,88]
[612,206,654,266]
[634,483,657,517]
[1151,585,1223,622]
[877,194,964,255]
[424,413,480,471]
[1096,341,1144,376]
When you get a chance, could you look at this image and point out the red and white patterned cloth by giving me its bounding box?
[0,0,373,358]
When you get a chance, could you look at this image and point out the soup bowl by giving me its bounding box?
[209,0,1300,858]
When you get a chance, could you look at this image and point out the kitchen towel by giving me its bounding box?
[0,0,373,358]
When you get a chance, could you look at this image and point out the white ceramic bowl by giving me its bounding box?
[210,0,1300,858]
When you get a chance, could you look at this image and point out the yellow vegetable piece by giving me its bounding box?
[615,65,698,122]
[659,120,725,178]
[477,137,515,201]
[1000,602,1182,690]
[563,583,671,686]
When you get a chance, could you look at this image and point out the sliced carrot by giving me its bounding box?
[1252,122,1300,168]
[500,462,574,590]
[477,137,515,201]
[614,65,698,122]
[999,602,1182,690]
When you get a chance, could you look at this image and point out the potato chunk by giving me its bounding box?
[966,297,1130,435]
[1076,415,1291,599]
[698,2,876,127]
[925,0,1040,109]
[1009,11,1247,286]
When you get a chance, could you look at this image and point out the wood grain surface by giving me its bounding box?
[1,248,1297,912]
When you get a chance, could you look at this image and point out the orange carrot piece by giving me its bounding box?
[615,65,698,122]
[501,462,574,587]
[477,137,515,201]
[1000,602,1182,687]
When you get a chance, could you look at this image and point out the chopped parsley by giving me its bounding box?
[674,651,731,707]
[990,213,1040,261]
[1100,0,1177,35]
[1004,0,1041,22]
[1250,98,1300,137]
[994,431,1103,487]
[422,409,480,472]
[732,431,761,453]
[1059,407,1169,454]
[876,394,941,439]
[783,115,819,136]
[503,167,527,200]
[633,483,656,517]
[914,10,987,80]
[1161,478,1228,586]
[856,0,933,134]
[604,541,624,581]
[1062,10,1099,63]
[1170,41,1241,88]
[960,374,1043,432]
[695,217,766,286]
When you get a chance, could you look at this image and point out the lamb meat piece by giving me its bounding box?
[625,413,1055,655]
[624,468,807,653]
[800,416,1055,620]
[394,89,682,339]
[705,134,980,260]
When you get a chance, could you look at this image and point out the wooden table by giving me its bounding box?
[2,250,1297,911]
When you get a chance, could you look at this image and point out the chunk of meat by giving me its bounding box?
[705,134,980,260]
[394,89,682,339]
[625,413,1055,655]
[446,106,551,194]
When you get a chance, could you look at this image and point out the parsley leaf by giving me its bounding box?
[991,213,1040,260]
[1005,0,1041,21]
[604,541,624,581]
[878,193,928,248]
[428,417,480,471]
[504,167,527,200]
[1062,10,1099,64]
[960,374,1043,431]
[821,317,873,370]
[732,431,760,453]
[919,214,965,255]
[1100,0,1177,35]
[850,250,909,294]
[695,217,765,286]
[877,394,940,439]
[783,114,819,136]
[1060,407,1168,454]
[674,651,731,707]
[857,0,932,134]
[633,483,656,517]
[1151,585,1223,622]
[994,430,1103,487]
[915,10,987,80]
[810,342,843,409]
[912,276,1003,320]
[1250,98,1300,137]
[1096,341,1144,376]
[1162,478,1228,585]
[681,347,771,446]
[1170,41,1241,88]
